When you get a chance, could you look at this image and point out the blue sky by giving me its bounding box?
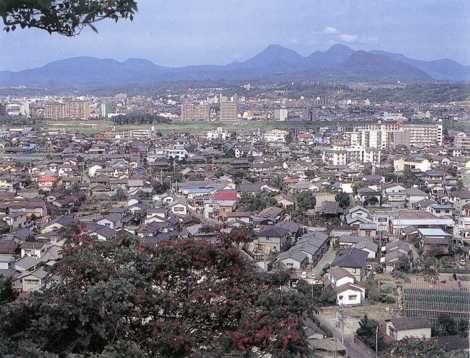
[1,0,470,71]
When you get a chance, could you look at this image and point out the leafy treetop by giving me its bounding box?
[0,0,138,36]
[0,235,312,357]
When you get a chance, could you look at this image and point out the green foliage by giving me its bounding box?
[270,176,284,191]
[335,192,351,209]
[436,314,468,337]
[356,315,384,351]
[0,0,138,36]
[384,337,448,358]
[295,191,316,213]
[0,278,16,305]
[111,112,170,125]
[112,188,126,201]
[296,280,336,307]
[240,192,276,212]
[0,239,311,357]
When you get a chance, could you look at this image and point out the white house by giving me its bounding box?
[336,283,366,306]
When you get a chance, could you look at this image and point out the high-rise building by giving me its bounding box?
[219,95,238,122]
[405,123,443,147]
[44,101,91,120]
[181,102,210,121]
[349,122,442,149]
[0,103,5,116]
[454,132,470,149]
[100,103,113,118]
[274,108,288,122]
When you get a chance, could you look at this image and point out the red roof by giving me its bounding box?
[213,191,239,201]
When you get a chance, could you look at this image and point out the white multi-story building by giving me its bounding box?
[264,129,289,143]
[350,122,442,149]
[207,127,229,141]
[322,146,381,166]
[405,123,443,147]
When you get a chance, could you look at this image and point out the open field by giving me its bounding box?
[1,119,367,134]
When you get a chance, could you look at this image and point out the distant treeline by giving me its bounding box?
[349,83,470,103]
[110,112,171,125]
[0,115,37,125]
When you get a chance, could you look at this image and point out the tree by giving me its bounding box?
[384,338,448,358]
[356,315,384,351]
[0,278,16,305]
[1,0,138,36]
[270,176,284,191]
[335,192,351,209]
[0,238,312,357]
[295,191,316,213]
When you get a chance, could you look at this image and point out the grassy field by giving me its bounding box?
[11,119,351,134]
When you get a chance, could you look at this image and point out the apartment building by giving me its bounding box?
[181,102,210,121]
[219,95,238,122]
[44,101,91,120]
[322,146,381,166]
[350,122,442,149]
[454,132,470,149]
[405,123,443,147]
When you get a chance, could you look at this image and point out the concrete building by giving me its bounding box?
[454,132,470,149]
[264,129,289,143]
[350,122,442,149]
[44,101,91,120]
[100,103,113,118]
[181,101,210,121]
[322,146,381,166]
[274,108,288,122]
[405,123,443,147]
[393,157,431,173]
[219,95,238,122]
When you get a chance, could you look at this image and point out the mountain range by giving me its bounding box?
[1,44,469,88]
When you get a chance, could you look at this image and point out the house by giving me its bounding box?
[256,206,283,224]
[383,240,414,273]
[21,241,46,258]
[335,283,366,306]
[315,201,344,217]
[254,226,291,254]
[382,184,407,207]
[0,240,17,255]
[169,201,190,217]
[309,338,346,358]
[418,228,451,256]
[226,212,252,225]
[15,267,48,292]
[96,213,123,229]
[356,187,382,207]
[41,215,75,234]
[276,232,329,269]
[386,318,432,341]
[274,194,295,209]
[328,267,355,288]
[390,210,454,237]
[406,187,428,208]
[355,239,378,260]
[332,248,368,281]
[394,157,431,173]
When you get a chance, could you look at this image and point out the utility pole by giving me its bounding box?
[376,325,379,358]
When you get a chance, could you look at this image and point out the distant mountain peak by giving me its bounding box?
[1,43,469,88]
[327,44,353,53]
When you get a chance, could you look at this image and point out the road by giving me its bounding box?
[311,246,336,275]
[315,313,376,358]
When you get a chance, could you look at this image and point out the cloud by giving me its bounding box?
[323,26,339,35]
[338,33,358,43]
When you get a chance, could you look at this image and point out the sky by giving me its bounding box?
[1,0,470,71]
